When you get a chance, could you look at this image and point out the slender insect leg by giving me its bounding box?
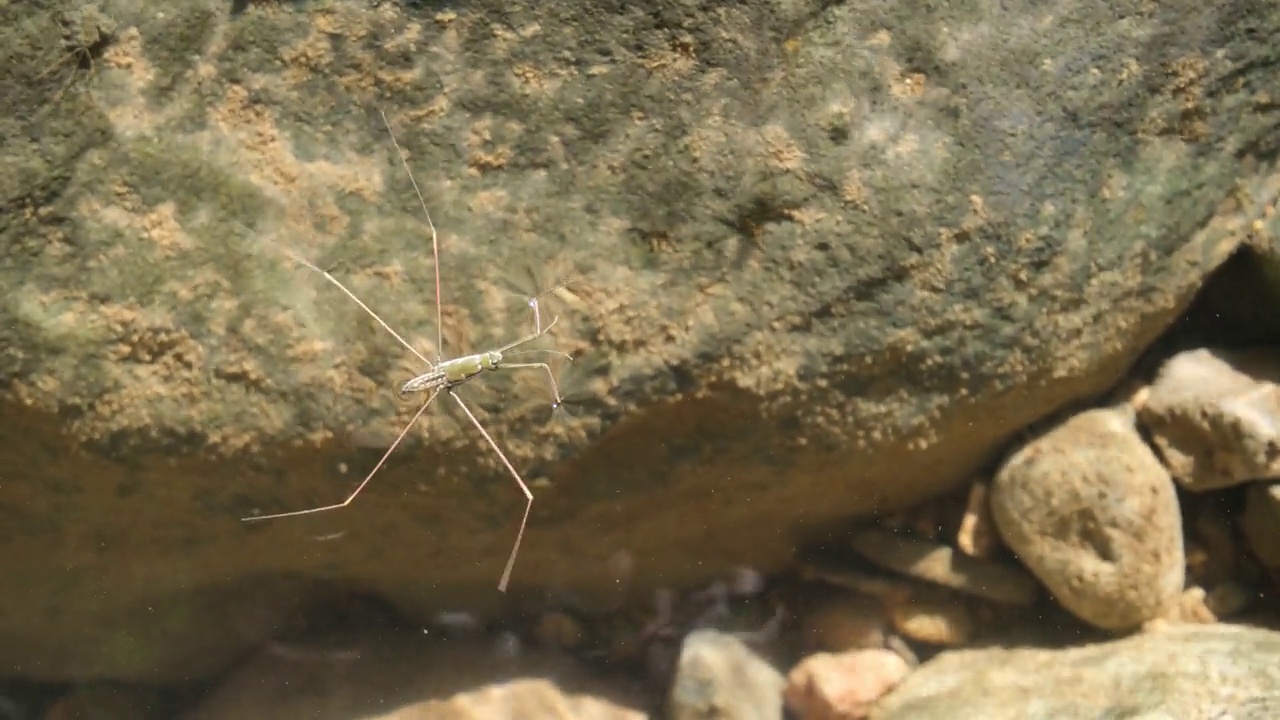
[242,388,442,521]
[495,362,563,406]
[526,291,563,335]
[379,110,445,366]
[448,390,532,593]
[528,297,543,335]
[289,254,433,366]
[495,316,561,355]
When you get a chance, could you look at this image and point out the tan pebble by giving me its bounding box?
[889,596,975,646]
[850,528,1039,606]
[956,480,998,559]
[1150,583,1249,627]
[534,610,585,650]
[798,559,916,602]
[991,406,1184,630]
[1124,381,1150,411]
[784,649,912,720]
[801,596,889,653]
[1141,616,1172,634]
[1167,586,1217,625]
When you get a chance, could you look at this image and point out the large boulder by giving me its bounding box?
[1,0,1277,680]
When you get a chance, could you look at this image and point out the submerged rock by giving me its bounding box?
[1140,347,1280,491]
[669,630,784,720]
[991,406,1184,630]
[872,624,1280,720]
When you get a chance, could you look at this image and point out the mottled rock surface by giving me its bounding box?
[872,624,1280,720]
[1140,347,1280,490]
[991,406,1185,630]
[2,0,1278,680]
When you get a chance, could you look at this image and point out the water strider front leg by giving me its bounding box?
[495,361,564,408]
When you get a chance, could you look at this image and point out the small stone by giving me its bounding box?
[1167,583,1249,625]
[991,405,1185,631]
[783,649,911,720]
[1156,586,1217,626]
[849,528,1038,606]
[888,595,975,646]
[669,629,785,720]
[797,559,916,602]
[1139,347,1280,491]
[1122,380,1151,412]
[956,480,999,559]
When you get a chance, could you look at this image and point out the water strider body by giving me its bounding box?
[398,316,563,398]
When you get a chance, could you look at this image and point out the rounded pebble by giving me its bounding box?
[991,406,1185,631]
